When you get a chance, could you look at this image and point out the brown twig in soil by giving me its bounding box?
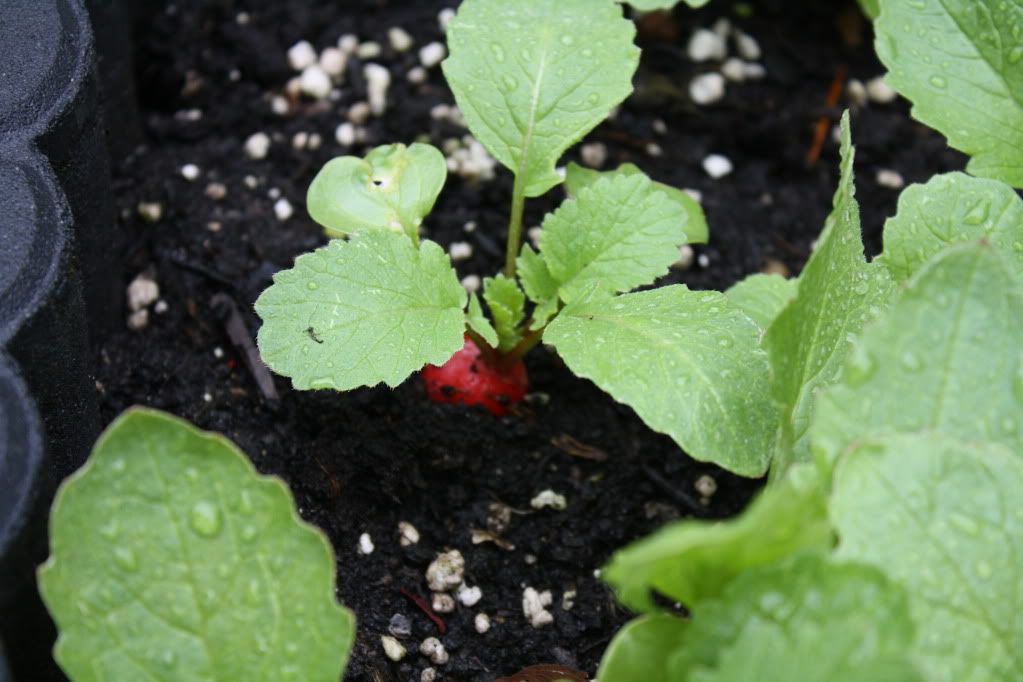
[806,64,848,167]
[496,664,589,682]
[399,588,447,634]
[550,434,609,462]
[210,293,279,402]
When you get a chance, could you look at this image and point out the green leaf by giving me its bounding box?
[669,555,922,682]
[545,285,776,476]
[38,408,355,682]
[831,433,1023,682]
[764,113,895,469]
[877,172,1023,282]
[858,0,880,19]
[516,244,561,329]
[442,0,640,197]
[724,273,797,331]
[622,0,711,9]
[597,614,689,682]
[875,0,1023,188]
[540,173,694,303]
[483,275,526,352]
[812,244,1023,464]
[307,143,447,239]
[255,231,467,390]
[565,162,709,244]
[466,294,499,348]
[603,464,832,612]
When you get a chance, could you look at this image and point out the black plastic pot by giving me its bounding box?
[0,0,128,679]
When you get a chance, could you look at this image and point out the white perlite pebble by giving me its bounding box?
[421,668,438,682]
[180,164,200,181]
[698,253,711,268]
[580,142,607,168]
[358,533,375,555]
[652,118,667,135]
[457,584,483,607]
[866,76,898,104]
[300,65,332,99]
[673,244,695,270]
[474,613,491,634]
[348,101,372,124]
[703,154,734,179]
[205,182,227,200]
[734,30,762,60]
[292,132,309,150]
[846,79,868,107]
[448,241,473,262]
[687,29,726,62]
[684,188,703,203]
[438,8,456,32]
[530,490,567,511]
[712,17,732,40]
[127,309,149,331]
[137,202,162,223]
[431,593,456,613]
[407,66,428,84]
[398,521,420,546]
[287,41,317,71]
[695,474,718,498]
[364,63,392,115]
[381,636,406,661]
[153,300,168,315]
[270,95,290,116]
[389,27,414,52]
[721,57,746,82]
[127,275,159,312]
[522,588,554,628]
[528,227,543,247]
[419,638,449,665]
[335,123,356,146]
[743,62,767,80]
[426,550,465,592]
[274,198,294,222]
[319,47,347,78]
[690,72,726,105]
[876,169,905,189]
[419,42,447,68]
[338,34,359,55]
[461,275,481,293]
[646,142,663,158]
[356,41,382,59]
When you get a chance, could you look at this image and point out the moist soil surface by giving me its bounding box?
[98,1,963,679]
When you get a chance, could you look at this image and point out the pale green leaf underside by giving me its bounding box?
[765,114,895,466]
[307,143,447,238]
[603,464,831,612]
[877,172,1023,282]
[724,273,798,331]
[875,0,1023,188]
[545,286,776,476]
[670,555,920,682]
[832,433,1023,682]
[483,275,526,352]
[565,162,709,244]
[597,615,689,682]
[812,244,1023,463]
[467,294,499,348]
[442,0,640,197]
[622,0,711,9]
[255,231,467,390]
[38,409,354,682]
[540,173,694,302]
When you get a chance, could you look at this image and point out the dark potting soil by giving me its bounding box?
[95,0,964,680]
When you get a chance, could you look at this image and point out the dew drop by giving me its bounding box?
[963,200,990,226]
[490,43,506,63]
[99,521,119,540]
[1009,46,1023,64]
[587,93,600,105]
[113,547,138,572]
[158,651,177,669]
[306,281,318,290]
[560,34,574,45]
[845,346,877,386]
[582,48,593,57]
[900,351,923,372]
[975,560,993,579]
[718,337,733,348]
[1001,417,1017,434]
[241,525,258,542]
[501,74,518,91]
[949,512,980,536]
[111,458,126,473]
[189,501,222,538]
[928,75,947,88]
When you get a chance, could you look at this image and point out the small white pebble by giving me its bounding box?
[127,274,159,312]
[153,299,168,315]
[695,474,718,498]
[292,131,309,150]
[243,175,259,189]
[137,201,163,223]
[846,79,868,107]
[688,28,726,62]
[449,241,473,262]
[652,118,668,135]
[876,168,905,189]
[213,347,224,359]
[274,198,294,222]
[300,65,332,99]
[180,163,200,181]
[398,521,420,546]
[270,95,290,116]
[527,226,543,247]
[308,133,322,150]
[461,275,481,293]
[421,668,438,682]
[712,17,732,41]
[734,31,761,60]
[426,550,465,592]
[205,182,227,200]
[474,613,491,634]
[721,57,747,82]
[580,142,608,168]
[419,42,447,68]
[381,636,406,662]
[673,244,695,270]
[743,62,767,80]
[284,76,302,98]
[407,66,428,84]
[703,153,733,179]
[364,63,392,115]
[457,584,483,607]
[245,131,271,160]
[358,533,375,555]
[389,27,414,52]
[419,637,448,665]
[698,253,711,268]
[562,589,577,611]
[319,47,347,78]
[356,41,382,59]
[338,34,359,55]
[287,40,317,71]
[438,8,456,32]
[683,188,703,203]
[463,221,477,233]
[348,101,372,124]
[235,11,249,25]
[127,309,149,330]
[202,392,212,403]
[646,142,664,157]
[522,588,554,628]
[268,187,281,200]
[335,122,356,146]
[690,72,726,105]
[866,76,898,104]
[431,593,456,613]
[530,490,567,511]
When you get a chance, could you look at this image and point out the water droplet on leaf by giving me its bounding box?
[189,501,222,538]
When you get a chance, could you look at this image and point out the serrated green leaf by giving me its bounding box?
[466,294,499,348]
[442,0,639,197]
[764,113,895,471]
[255,231,467,391]
[517,244,559,303]
[307,143,447,239]
[565,162,709,244]
[671,555,922,682]
[858,0,880,18]
[724,273,797,331]
[603,464,832,612]
[877,172,1023,282]
[812,244,1023,464]
[597,614,689,682]
[38,408,354,682]
[831,433,1023,682]
[545,285,776,476]
[483,275,526,352]
[875,0,1023,188]
[540,173,694,303]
